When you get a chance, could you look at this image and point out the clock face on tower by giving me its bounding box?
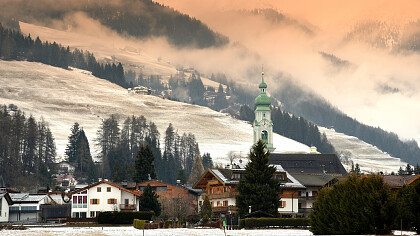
[261,119,269,127]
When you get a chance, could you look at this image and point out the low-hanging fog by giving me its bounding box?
[15,0,420,146]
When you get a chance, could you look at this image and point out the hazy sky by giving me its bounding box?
[156,0,420,144]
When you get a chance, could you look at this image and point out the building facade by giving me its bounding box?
[70,180,140,218]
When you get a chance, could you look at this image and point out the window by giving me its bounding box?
[217,201,220,206]
[224,187,228,192]
[199,201,202,207]
[107,187,111,192]
[90,211,95,218]
[108,198,117,204]
[279,201,286,208]
[232,173,242,180]
[91,199,99,205]
[97,187,101,192]
[223,201,228,206]
[0,198,2,215]
[124,199,129,205]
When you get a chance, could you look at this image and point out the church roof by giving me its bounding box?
[268,153,348,176]
[254,93,272,107]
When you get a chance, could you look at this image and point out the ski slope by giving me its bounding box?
[0,60,310,164]
[319,127,407,173]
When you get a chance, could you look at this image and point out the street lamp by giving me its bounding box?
[248,205,251,214]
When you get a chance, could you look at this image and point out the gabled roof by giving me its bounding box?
[193,166,305,189]
[0,192,13,205]
[383,175,420,188]
[70,180,141,197]
[290,173,337,187]
[9,193,48,203]
[269,153,348,176]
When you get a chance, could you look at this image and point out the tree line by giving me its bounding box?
[275,80,420,165]
[92,115,213,185]
[0,104,56,188]
[310,174,420,235]
[0,23,128,88]
[0,0,228,49]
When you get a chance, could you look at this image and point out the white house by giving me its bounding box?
[70,180,141,218]
[0,192,12,222]
[9,193,49,223]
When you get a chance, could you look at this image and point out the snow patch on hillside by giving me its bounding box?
[319,127,407,173]
[0,60,310,165]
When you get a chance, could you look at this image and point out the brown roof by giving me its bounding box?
[383,175,420,188]
[70,180,141,197]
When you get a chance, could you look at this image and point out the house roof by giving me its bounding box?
[0,192,13,205]
[290,173,337,187]
[269,153,348,176]
[136,179,203,195]
[9,193,48,203]
[383,175,420,188]
[193,165,305,189]
[70,180,141,197]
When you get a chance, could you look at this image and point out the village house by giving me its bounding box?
[383,174,420,193]
[0,192,12,223]
[136,179,202,218]
[268,153,347,217]
[8,193,49,223]
[193,163,305,217]
[69,180,140,218]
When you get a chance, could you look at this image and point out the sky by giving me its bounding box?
[155,0,420,145]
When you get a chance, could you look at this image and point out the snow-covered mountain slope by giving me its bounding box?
[19,22,224,90]
[0,60,310,164]
[319,127,407,173]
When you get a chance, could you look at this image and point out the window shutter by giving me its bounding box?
[108,199,110,204]
[90,199,93,204]
[98,199,100,204]
[283,201,286,207]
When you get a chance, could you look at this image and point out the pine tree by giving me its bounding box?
[134,144,157,183]
[405,163,413,175]
[235,140,281,217]
[200,195,212,223]
[188,154,205,185]
[310,174,395,235]
[139,184,161,217]
[201,153,213,170]
[65,122,80,163]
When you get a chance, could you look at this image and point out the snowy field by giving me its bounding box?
[320,127,407,173]
[0,227,416,236]
[0,60,310,165]
[0,226,314,236]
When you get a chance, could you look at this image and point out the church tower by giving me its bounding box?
[253,71,275,152]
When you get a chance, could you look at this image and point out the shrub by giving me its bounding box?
[98,211,154,224]
[133,219,146,229]
[240,218,310,228]
[310,174,394,235]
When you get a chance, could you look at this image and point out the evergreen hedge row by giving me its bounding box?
[240,218,310,228]
[133,219,146,229]
[97,211,154,224]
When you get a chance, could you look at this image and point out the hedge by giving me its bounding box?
[240,218,310,228]
[133,219,146,229]
[97,211,154,224]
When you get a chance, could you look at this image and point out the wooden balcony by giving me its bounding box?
[119,204,136,210]
[212,205,237,213]
[208,192,237,200]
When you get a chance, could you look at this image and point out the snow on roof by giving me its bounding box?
[212,169,228,183]
[9,193,47,202]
